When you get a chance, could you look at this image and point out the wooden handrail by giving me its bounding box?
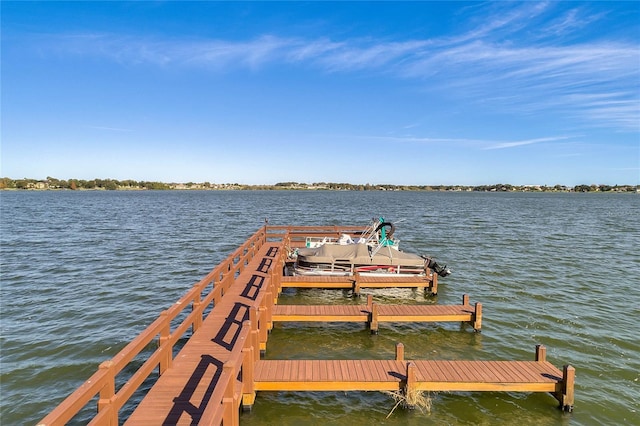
[199,320,253,424]
[37,227,267,426]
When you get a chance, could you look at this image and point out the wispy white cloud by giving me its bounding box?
[564,93,640,130]
[483,136,571,150]
[445,0,551,45]
[363,134,574,151]
[402,122,422,130]
[183,35,296,69]
[369,135,483,145]
[29,2,640,132]
[312,39,432,72]
[87,125,132,132]
[540,7,607,38]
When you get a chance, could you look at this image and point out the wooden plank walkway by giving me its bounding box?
[273,304,369,322]
[125,243,282,425]
[281,272,438,295]
[272,294,482,331]
[280,275,354,289]
[253,358,569,394]
[249,345,574,410]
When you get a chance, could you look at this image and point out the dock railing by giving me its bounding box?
[37,227,269,426]
[197,319,254,425]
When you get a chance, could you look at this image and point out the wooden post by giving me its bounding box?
[258,306,268,352]
[214,279,222,305]
[265,289,273,331]
[270,254,279,301]
[268,263,277,307]
[222,363,238,425]
[561,365,575,412]
[535,345,547,362]
[276,255,284,300]
[370,302,379,334]
[353,272,361,297]
[159,310,172,374]
[395,343,404,361]
[220,274,227,297]
[431,272,438,295]
[193,284,202,333]
[405,362,417,409]
[250,307,260,361]
[462,294,469,306]
[97,361,116,425]
[242,346,256,410]
[366,294,373,312]
[250,306,258,332]
[276,260,283,296]
[473,302,482,331]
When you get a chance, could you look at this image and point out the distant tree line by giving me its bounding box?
[0,177,171,190]
[273,182,638,192]
[0,177,637,193]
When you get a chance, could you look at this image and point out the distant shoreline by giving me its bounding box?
[1,177,637,193]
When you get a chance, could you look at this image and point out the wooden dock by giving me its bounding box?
[272,293,482,332]
[280,272,439,295]
[37,225,575,426]
[253,345,571,397]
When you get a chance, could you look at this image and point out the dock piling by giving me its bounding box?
[404,362,418,409]
[370,302,379,334]
[536,344,547,362]
[395,343,404,361]
[560,365,576,412]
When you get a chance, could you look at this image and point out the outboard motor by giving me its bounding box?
[425,257,452,277]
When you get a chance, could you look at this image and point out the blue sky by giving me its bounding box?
[2,1,639,186]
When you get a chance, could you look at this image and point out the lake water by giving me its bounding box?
[1,190,638,425]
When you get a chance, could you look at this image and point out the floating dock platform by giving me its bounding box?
[37,225,575,426]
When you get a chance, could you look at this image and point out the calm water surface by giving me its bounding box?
[1,190,638,425]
